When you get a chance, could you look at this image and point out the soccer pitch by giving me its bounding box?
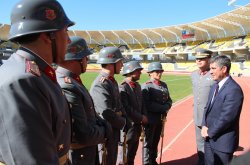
[81,72,192,103]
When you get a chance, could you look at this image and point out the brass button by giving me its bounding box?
[63,119,67,124]
[58,144,64,151]
[80,154,84,159]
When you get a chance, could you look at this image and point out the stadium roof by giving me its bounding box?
[1,3,250,45]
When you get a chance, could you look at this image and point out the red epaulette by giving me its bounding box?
[26,60,41,77]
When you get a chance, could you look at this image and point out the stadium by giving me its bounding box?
[0,1,250,164]
[1,3,250,76]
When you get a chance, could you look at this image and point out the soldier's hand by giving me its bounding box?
[141,115,148,125]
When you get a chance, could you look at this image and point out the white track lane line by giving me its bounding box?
[156,95,194,159]
[157,119,194,158]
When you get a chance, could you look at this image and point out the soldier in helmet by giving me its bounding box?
[56,36,112,165]
[142,62,172,165]
[119,61,148,165]
[0,0,74,164]
[90,47,129,165]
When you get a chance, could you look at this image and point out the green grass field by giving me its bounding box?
[81,72,192,103]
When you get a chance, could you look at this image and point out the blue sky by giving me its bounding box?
[0,0,249,31]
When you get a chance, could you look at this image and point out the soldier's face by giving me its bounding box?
[80,56,88,73]
[150,70,163,80]
[196,57,210,70]
[115,60,123,74]
[54,27,71,64]
[131,69,142,81]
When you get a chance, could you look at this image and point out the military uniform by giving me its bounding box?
[192,48,214,165]
[119,79,147,165]
[56,66,109,165]
[90,71,126,165]
[0,48,71,165]
[191,69,214,164]
[142,78,172,165]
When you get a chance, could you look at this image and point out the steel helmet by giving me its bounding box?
[147,62,164,73]
[122,61,143,76]
[65,36,92,61]
[9,0,74,41]
[97,47,123,64]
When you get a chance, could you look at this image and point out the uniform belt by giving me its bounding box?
[59,153,69,165]
[71,143,86,150]
[115,111,122,117]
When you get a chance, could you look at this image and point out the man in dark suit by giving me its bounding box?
[201,55,244,165]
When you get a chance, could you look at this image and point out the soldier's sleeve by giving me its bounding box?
[119,84,143,123]
[60,83,105,146]
[141,83,169,114]
[0,76,60,165]
[162,83,173,113]
[90,80,125,130]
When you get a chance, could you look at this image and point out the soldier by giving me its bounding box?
[90,47,128,165]
[142,62,172,165]
[56,36,112,165]
[191,48,214,165]
[119,61,148,165]
[0,0,74,164]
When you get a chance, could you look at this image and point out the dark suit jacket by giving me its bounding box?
[202,76,244,153]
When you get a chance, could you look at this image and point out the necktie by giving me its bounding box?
[214,82,219,97]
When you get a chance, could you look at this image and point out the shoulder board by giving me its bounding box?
[64,76,72,84]
[26,60,41,77]
[99,76,107,83]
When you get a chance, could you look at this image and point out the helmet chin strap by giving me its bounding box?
[79,61,84,74]
[114,63,118,74]
[49,32,57,64]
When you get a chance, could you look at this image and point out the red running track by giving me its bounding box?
[134,77,250,165]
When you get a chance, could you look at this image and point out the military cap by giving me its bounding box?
[195,48,213,58]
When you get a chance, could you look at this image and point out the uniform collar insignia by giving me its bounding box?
[129,81,136,88]
[72,74,83,85]
[154,80,161,86]
[108,76,116,83]
[44,66,57,83]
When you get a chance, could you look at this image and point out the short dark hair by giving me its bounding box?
[210,55,231,73]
